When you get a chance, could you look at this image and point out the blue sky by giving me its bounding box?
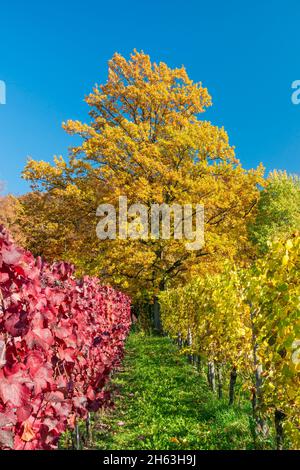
[1,0,300,194]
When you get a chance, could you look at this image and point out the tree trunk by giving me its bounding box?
[153,296,162,334]
[250,306,269,439]
[229,366,237,405]
[75,423,80,450]
[193,354,199,367]
[250,305,269,442]
[187,328,193,364]
[217,364,223,399]
[275,410,285,450]
[207,360,216,393]
[86,412,91,443]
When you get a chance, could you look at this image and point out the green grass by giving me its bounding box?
[91,331,256,450]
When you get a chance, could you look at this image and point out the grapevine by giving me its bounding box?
[0,226,131,449]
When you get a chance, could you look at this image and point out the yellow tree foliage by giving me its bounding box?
[0,194,25,245]
[22,50,264,298]
[19,177,104,272]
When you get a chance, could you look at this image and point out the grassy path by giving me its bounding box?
[92,332,254,450]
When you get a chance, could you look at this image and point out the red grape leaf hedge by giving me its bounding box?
[0,225,131,449]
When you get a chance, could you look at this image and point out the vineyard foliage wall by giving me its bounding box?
[0,226,131,449]
[160,234,300,448]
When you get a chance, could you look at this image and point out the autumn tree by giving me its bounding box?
[248,170,300,254]
[0,192,25,245]
[19,180,104,273]
[22,50,264,303]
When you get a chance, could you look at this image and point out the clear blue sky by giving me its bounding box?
[1,0,300,194]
